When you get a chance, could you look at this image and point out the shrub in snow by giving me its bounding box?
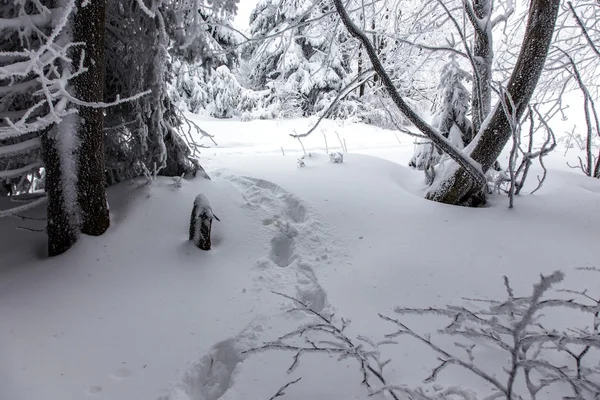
[244,0,353,117]
[189,194,220,250]
[248,269,600,400]
[329,152,344,163]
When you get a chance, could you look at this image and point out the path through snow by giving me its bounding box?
[160,170,348,400]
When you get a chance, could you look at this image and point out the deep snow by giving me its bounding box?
[1,117,599,400]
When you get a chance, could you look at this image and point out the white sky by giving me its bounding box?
[233,0,260,30]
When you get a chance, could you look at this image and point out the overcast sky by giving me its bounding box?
[233,0,259,30]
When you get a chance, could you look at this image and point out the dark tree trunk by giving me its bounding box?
[41,128,78,256]
[470,0,493,134]
[357,46,365,97]
[427,0,561,205]
[72,0,110,235]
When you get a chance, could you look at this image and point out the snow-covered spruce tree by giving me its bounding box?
[0,0,111,255]
[170,6,241,114]
[245,0,353,116]
[103,0,237,182]
[209,66,242,118]
[409,56,473,172]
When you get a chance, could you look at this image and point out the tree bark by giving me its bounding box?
[470,0,493,134]
[41,127,78,256]
[427,0,561,205]
[72,0,110,235]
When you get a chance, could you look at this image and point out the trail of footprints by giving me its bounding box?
[161,172,346,400]
[221,174,332,313]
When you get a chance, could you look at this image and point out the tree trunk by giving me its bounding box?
[471,0,493,134]
[72,0,110,235]
[41,126,78,256]
[357,46,365,96]
[427,0,561,205]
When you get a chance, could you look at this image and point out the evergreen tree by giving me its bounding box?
[245,0,352,115]
[409,56,473,171]
[170,5,241,114]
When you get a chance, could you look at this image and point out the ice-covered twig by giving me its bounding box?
[243,291,401,400]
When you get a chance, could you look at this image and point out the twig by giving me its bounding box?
[268,377,302,400]
[297,136,307,155]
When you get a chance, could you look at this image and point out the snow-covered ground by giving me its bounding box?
[1,117,599,400]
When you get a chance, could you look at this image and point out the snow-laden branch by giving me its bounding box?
[243,291,401,400]
[0,137,41,158]
[395,38,468,58]
[135,0,156,18]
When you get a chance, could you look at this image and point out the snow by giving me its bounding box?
[1,117,600,400]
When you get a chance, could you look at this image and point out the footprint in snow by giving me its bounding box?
[87,386,102,395]
[110,367,134,381]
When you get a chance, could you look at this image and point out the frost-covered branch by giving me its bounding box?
[268,377,302,400]
[244,291,401,400]
[560,49,600,178]
[383,270,600,400]
[567,1,600,60]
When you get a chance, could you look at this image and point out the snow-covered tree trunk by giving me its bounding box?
[427,0,561,205]
[73,0,110,235]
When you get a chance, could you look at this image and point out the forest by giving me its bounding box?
[1,0,599,399]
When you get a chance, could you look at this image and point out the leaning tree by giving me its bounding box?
[332,0,562,206]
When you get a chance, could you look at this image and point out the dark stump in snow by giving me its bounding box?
[189,194,220,250]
